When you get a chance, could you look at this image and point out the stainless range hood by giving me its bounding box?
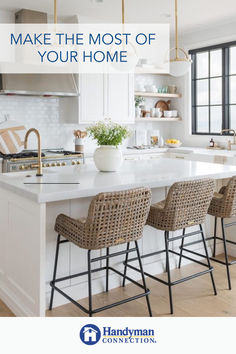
[0,9,78,97]
[0,74,78,97]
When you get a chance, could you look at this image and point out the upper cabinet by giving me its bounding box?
[107,74,134,124]
[79,74,106,124]
[78,73,134,124]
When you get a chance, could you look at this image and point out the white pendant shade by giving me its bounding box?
[170,59,192,77]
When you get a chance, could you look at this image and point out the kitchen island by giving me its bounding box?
[1,158,236,316]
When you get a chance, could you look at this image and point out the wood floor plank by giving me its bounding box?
[2,255,236,317]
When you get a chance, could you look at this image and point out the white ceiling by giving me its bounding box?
[0,0,236,34]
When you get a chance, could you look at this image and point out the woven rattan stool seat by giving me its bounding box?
[208,176,236,218]
[55,187,151,250]
[147,179,215,231]
[50,187,153,317]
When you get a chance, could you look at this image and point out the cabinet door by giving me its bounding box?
[79,74,106,124]
[107,73,134,124]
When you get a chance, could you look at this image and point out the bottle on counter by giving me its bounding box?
[209,138,215,148]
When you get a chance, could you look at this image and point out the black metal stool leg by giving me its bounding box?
[199,224,217,295]
[213,217,217,257]
[87,250,93,317]
[49,234,61,310]
[135,241,152,317]
[122,242,130,287]
[221,218,232,290]
[178,228,186,269]
[106,248,109,292]
[165,231,174,314]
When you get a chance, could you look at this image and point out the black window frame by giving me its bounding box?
[190,41,236,136]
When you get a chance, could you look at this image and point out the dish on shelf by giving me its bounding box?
[164,110,178,118]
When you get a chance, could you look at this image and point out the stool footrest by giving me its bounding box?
[181,247,236,266]
[50,265,150,316]
[123,260,213,287]
[169,249,210,268]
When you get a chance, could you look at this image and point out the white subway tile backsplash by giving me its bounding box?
[0,93,172,154]
[0,95,80,151]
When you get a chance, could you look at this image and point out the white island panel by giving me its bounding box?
[0,158,236,316]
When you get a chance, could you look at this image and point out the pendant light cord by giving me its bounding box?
[54,0,57,24]
[175,0,179,59]
[122,0,125,24]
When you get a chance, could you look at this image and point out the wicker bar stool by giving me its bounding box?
[179,176,236,290]
[49,187,152,317]
[123,179,217,314]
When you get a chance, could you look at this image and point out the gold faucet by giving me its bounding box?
[221,129,236,151]
[24,128,43,176]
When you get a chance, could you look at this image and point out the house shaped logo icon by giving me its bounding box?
[80,324,101,345]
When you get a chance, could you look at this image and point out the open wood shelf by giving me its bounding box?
[135,91,182,98]
[135,117,182,122]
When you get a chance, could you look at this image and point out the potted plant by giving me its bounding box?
[87,120,130,172]
[135,96,144,117]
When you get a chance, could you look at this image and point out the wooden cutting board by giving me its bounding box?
[0,120,26,154]
[155,100,171,112]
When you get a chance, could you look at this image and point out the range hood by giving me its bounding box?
[0,9,78,97]
[0,74,78,97]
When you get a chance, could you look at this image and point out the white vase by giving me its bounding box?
[94,145,123,172]
[135,107,141,118]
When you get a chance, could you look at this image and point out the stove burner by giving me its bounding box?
[0,152,45,159]
[63,151,83,155]
[47,150,83,156]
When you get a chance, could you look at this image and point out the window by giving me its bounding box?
[191,42,236,135]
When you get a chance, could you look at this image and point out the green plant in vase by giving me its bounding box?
[135,96,144,117]
[87,120,130,172]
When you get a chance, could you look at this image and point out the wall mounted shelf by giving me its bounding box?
[135,117,182,122]
[135,92,182,98]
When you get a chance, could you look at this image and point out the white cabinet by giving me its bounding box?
[79,74,106,124]
[107,74,134,124]
[78,74,134,124]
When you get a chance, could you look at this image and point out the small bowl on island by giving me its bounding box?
[165,139,182,148]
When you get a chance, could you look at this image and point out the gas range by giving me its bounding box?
[1,148,85,173]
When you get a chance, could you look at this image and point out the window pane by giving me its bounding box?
[210,49,222,77]
[197,79,209,105]
[210,106,222,133]
[230,76,236,104]
[197,107,209,133]
[230,105,236,129]
[196,52,208,78]
[230,46,236,75]
[210,78,222,104]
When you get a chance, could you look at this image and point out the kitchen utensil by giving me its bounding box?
[155,100,171,112]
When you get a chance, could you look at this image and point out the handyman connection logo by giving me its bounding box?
[80,324,157,345]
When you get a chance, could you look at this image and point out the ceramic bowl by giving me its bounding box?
[165,142,182,148]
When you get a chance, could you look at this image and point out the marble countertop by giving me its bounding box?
[85,146,236,158]
[1,158,236,204]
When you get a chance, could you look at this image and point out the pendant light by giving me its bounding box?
[111,0,138,72]
[169,0,192,77]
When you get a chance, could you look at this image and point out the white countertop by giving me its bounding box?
[1,158,236,203]
[85,146,236,158]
